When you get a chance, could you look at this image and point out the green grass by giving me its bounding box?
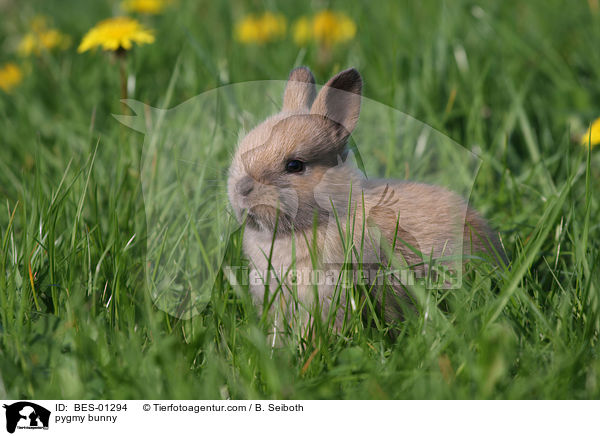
[1,0,599,399]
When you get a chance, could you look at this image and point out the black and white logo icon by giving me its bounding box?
[2,402,50,434]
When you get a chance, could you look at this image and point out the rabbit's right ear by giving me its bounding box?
[282,66,316,112]
[310,68,362,140]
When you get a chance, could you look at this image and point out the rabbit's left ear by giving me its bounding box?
[311,68,362,138]
[282,66,316,112]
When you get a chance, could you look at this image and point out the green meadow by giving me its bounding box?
[1,0,599,399]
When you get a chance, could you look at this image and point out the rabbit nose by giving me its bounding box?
[236,176,255,197]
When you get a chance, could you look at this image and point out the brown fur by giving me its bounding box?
[228,67,505,336]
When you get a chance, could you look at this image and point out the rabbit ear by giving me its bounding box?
[282,66,316,112]
[310,68,362,138]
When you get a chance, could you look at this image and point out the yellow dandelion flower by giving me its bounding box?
[0,62,23,93]
[40,29,70,50]
[78,17,155,53]
[312,10,356,46]
[236,17,263,44]
[18,34,38,56]
[581,117,600,148]
[260,12,286,40]
[18,16,70,57]
[235,12,286,44]
[18,28,70,56]
[292,16,312,45]
[122,0,169,15]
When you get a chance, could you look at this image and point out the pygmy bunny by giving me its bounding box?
[228,66,505,335]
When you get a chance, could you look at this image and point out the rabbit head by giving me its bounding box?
[228,66,363,234]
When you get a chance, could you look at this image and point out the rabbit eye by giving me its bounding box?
[285,160,305,173]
